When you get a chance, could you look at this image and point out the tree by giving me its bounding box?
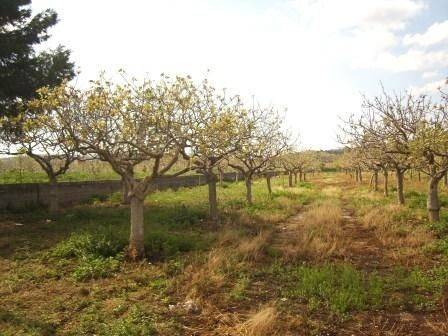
[54,74,192,260]
[228,106,288,205]
[181,79,250,224]
[410,88,448,221]
[0,0,75,117]
[0,83,79,214]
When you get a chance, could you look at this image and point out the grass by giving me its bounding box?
[272,263,384,316]
[2,172,448,335]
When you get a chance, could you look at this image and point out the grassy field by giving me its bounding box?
[1,173,448,335]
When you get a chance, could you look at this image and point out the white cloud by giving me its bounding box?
[422,71,439,79]
[292,0,424,31]
[29,0,434,148]
[404,20,448,47]
[373,49,448,72]
[410,78,447,95]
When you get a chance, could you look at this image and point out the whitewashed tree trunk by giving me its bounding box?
[129,195,145,260]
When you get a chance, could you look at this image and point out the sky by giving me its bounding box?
[33,0,448,149]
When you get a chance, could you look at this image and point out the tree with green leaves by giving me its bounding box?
[0,0,75,118]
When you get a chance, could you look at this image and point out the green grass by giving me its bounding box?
[272,263,384,316]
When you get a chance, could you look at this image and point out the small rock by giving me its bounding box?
[183,299,201,313]
[14,223,24,226]
[45,219,52,224]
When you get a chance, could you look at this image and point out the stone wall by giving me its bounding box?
[0,172,241,210]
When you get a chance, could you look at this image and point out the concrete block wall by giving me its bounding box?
[0,172,241,210]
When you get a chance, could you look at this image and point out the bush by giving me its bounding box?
[73,254,122,281]
[51,232,126,259]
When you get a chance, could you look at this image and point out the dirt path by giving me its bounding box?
[271,176,447,336]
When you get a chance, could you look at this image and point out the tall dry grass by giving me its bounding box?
[362,204,432,249]
[279,201,347,260]
[239,306,278,336]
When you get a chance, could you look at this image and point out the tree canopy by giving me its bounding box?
[0,0,75,117]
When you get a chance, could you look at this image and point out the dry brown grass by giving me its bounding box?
[181,248,233,299]
[239,306,278,336]
[237,230,272,261]
[362,204,432,249]
[279,201,347,260]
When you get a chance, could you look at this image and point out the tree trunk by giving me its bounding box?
[288,172,293,187]
[383,169,389,197]
[428,176,441,222]
[410,169,413,180]
[245,175,253,205]
[444,172,447,187]
[266,175,272,198]
[121,177,131,204]
[219,170,224,186]
[303,172,306,181]
[294,172,297,185]
[418,171,421,182]
[299,171,303,182]
[358,167,363,183]
[369,173,374,189]
[208,174,219,225]
[396,169,405,205]
[129,196,145,260]
[235,172,239,182]
[48,177,59,216]
[373,170,378,192]
[355,168,359,182]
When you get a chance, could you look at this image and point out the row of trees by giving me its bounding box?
[0,73,314,260]
[340,82,448,222]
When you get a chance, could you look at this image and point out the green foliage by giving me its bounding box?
[278,263,384,316]
[99,305,157,336]
[51,232,126,259]
[50,231,126,281]
[229,275,250,301]
[406,190,427,209]
[145,230,210,260]
[0,0,75,117]
[72,254,122,281]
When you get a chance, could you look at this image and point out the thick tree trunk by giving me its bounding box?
[121,177,131,204]
[303,172,306,182]
[396,169,405,205]
[245,175,253,205]
[288,172,293,187]
[266,175,272,198]
[383,170,389,197]
[208,174,219,225]
[373,171,378,192]
[418,171,421,182]
[129,196,145,260]
[428,176,441,222]
[48,177,59,216]
[299,171,303,182]
[294,173,298,185]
